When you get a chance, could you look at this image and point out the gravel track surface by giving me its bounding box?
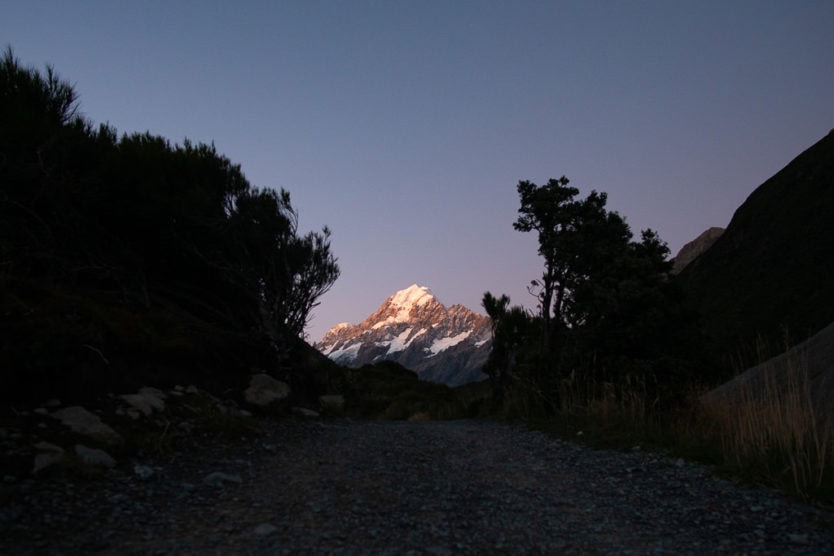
[2,420,833,555]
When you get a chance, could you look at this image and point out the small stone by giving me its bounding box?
[203,472,242,487]
[33,452,65,474]
[253,523,278,536]
[675,458,685,468]
[134,464,155,479]
[292,407,320,419]
[34,441,64,453]
[319,394,345,413]
[788,533,808,544]
[74,444,116,468]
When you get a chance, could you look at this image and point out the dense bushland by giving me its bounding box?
[482,176,834,504]
[0,50,338,403]
[483,176,711,415]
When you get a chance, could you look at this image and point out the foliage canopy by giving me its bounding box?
[484,177,706,412]
[0,49,339,402]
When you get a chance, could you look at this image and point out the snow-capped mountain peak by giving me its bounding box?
[315,285,491,386]
[389,284,434,310]
[367,284,439,330]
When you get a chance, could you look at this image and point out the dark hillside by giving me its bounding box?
[679,129,834,368]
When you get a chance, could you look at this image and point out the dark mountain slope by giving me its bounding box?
[679,129,834,367]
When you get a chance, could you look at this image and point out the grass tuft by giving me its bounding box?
[702,355,833,501]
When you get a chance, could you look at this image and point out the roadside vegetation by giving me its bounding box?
[478,176,834,505]
[0,49,338,404]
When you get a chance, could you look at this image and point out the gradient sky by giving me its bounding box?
[4,1,833,341]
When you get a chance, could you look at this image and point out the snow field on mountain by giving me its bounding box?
[323,342,361,360]
[426,330,472,356]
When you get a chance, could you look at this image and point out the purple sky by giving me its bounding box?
[4,1,833,342]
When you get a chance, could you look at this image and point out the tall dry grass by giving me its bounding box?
[701,354,833,500]
[517,354,834,503]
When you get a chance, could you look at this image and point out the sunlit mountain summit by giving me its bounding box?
[315,285,491,386]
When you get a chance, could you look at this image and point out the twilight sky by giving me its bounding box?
[4,1,833,342]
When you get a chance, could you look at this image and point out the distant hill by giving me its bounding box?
[316,285,491,386]
[679,129,834,368]
[670,227,724,274]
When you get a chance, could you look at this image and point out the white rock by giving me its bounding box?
[74,444,116,468]
[52,406,123,445]
[244,374,290,408]
[120,387,166,416]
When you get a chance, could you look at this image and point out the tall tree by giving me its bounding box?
[513,177,632,345]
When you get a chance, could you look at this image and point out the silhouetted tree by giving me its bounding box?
[0,49,340,401]
[500,176,704,410]
[482,292,538,402]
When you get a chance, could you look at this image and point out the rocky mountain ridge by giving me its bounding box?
[671,226,724,274]
[315,285,491,386]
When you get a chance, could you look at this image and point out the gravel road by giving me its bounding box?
[2,420,833,555]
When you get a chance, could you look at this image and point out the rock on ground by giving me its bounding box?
[243,373,290,408]
[50,406,123,445]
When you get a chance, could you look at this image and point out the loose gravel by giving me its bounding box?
[2,420,833,555]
